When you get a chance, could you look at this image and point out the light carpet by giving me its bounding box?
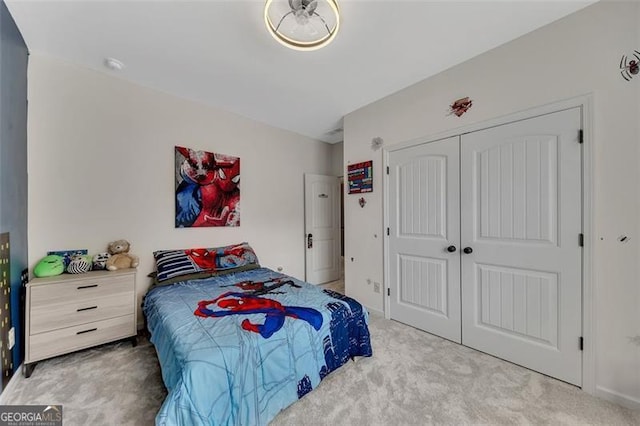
[2,286,638,425]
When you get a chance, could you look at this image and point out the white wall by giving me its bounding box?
[344,1,639,408]
[27,55,333,322]
[330,142,343,177]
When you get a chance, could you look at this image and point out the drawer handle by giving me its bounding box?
[76,328,97,335]
[77,306,98,312]
[77,284,98,290]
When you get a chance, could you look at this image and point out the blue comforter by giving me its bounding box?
[143,267,372,426]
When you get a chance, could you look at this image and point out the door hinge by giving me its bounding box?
[387,227,390,236]
[579,233,584,247]
[387,288,390,296]
[578,129,584,144]
[579,336,584,351]
[386,166,389,175]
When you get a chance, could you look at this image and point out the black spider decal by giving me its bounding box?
[620,50,640,81]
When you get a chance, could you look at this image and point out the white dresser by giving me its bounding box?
[24,268,137,377]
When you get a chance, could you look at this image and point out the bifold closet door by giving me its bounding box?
[460,108,583,386]
[388,137,461,343]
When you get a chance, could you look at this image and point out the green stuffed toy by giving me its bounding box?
[34,255,65,278]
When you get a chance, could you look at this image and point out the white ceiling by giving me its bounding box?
[6,0,595,143]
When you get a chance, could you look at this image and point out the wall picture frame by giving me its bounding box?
[175,146,240,228]
[347,161,373,194]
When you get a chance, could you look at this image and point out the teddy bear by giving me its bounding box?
[106,239,139,271]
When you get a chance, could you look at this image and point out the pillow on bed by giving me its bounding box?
[148,263,260,287]
[153,242,259,283]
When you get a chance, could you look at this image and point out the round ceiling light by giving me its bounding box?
[264,0,340,51]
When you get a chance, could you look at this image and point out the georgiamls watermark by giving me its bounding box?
[0,405,62,426]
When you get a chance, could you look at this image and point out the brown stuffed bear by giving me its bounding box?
[106,239,139,271]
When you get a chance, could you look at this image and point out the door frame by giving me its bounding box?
[383,94,595,394]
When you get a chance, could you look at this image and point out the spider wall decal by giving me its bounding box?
[620,50,640,81]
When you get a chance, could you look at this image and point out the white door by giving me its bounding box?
[460,108,582,385]
[305,174,341,284]
[388,137,462,343]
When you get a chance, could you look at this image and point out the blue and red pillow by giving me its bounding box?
[153,242,259,283]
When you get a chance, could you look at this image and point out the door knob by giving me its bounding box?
[447,245,457,253]
[307,234,313,249]
[463,247,473,254]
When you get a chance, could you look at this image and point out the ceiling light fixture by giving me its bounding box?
[264,0,340,51]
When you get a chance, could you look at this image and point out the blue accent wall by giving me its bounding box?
[0,0,28,380]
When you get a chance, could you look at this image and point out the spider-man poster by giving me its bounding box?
[175,146,240,227]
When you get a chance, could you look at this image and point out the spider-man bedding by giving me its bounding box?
[143,267,372,426]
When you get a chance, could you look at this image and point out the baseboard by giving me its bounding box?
[595,386,640,411]
[363,304,384,317]
[0,363,22,404]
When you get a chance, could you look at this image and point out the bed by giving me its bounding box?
[143,243,372,426]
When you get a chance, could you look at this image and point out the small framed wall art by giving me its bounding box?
[348,161,373,194]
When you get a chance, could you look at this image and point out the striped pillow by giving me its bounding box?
[153,242,259,283]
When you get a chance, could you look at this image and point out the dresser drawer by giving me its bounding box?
[28,314,135,363]
[30,274,134,307]
[30,292,134,335]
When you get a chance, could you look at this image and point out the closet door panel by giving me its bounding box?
[460,108,582,386]
[388,136,461,343]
